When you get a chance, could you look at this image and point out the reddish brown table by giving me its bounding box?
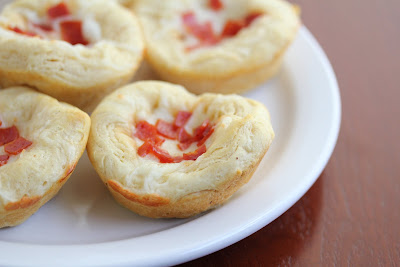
[180,0,400,265]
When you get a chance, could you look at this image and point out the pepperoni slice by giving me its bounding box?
[60,20,89,45]
[177,128,192,143]
[135,121,157,140]
[182,145,206,161]
[192,119,211,141]
[182,12,198,30]
[138,141,176,163]
[182,12,219,48]
[182,9,263,50]
[152,145,177,163]
[47,2,70,19]
[177,128,193,151]
[197,125,215,146]
[33,23,53,32]
[221,13,262,38]
[221,20,244,37]
[244,12,263,26]
[139,142,205,163]
[4,137,32,155]
[135,112,215,162]
[8,26,36,37]
[177,142,192,151]
[0,126,19,146]
[0,155,9,167]
[174,111,192,128]
[135,121,165,145]
[156,120,177,139]
[177,120,215,150]
[137,141,153,157]
[209,0,224,11]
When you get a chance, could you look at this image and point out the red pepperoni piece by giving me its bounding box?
[135,121,157,140]
[4,137,32,155]
[0,154,9,167]
[177,142,192,151]
[177,128,192,143]
[221,12,262,38]
[156,120,177,139]
[182,12,219,48]
[0,126,19,146]
[177,128,193,151]
[197,125,215,146]
[221,20,244,37]
[135,111,215,162]
[174,111,192,128]
[152,145,176,163]
[33,23,53,32]
[47,2,70,19]
[177,120,215,150]
[209,0,224,11]
[8,26,36,37]
[60,20,89,45]
[135,121,165,145]
[137,141,152,157]
[244,12,263,26]
[193,119,211,141]
[138,141,176,163]
[182,145,206,161]
[182,12,197,29]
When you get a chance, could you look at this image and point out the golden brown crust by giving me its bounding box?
[58,163,76,184]
[87,81,275,218]
[0,65,138,113]
[108,154,264,218]
[0,0,145,112]
[134,0,300,94]
[0,163,75,228]
[0,87,91,227]
[4,196,42,211]
[107,180,170,207]
[149,48,285,95]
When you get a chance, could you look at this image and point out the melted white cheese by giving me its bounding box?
[82,16,101,43]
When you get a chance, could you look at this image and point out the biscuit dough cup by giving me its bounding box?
[0,0,145,112]
[133,0,300,95]
[87,81,275,218]
[0,87,90,228]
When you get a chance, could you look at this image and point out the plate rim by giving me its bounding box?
[0,26,341,267]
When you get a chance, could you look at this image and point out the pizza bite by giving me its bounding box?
[0,0,145,112]
[0,87,90,227]
[133,0,300,95]
[87,81,274,218]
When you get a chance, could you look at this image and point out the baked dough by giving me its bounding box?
[0,0,145,112]
[87,81,274,218]
[113,0,136,8]
[133,0,300,95]
[0,86,90,227]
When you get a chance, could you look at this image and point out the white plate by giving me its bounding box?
[0,26,341,266]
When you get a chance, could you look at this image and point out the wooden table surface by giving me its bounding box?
[181,0,400,265]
